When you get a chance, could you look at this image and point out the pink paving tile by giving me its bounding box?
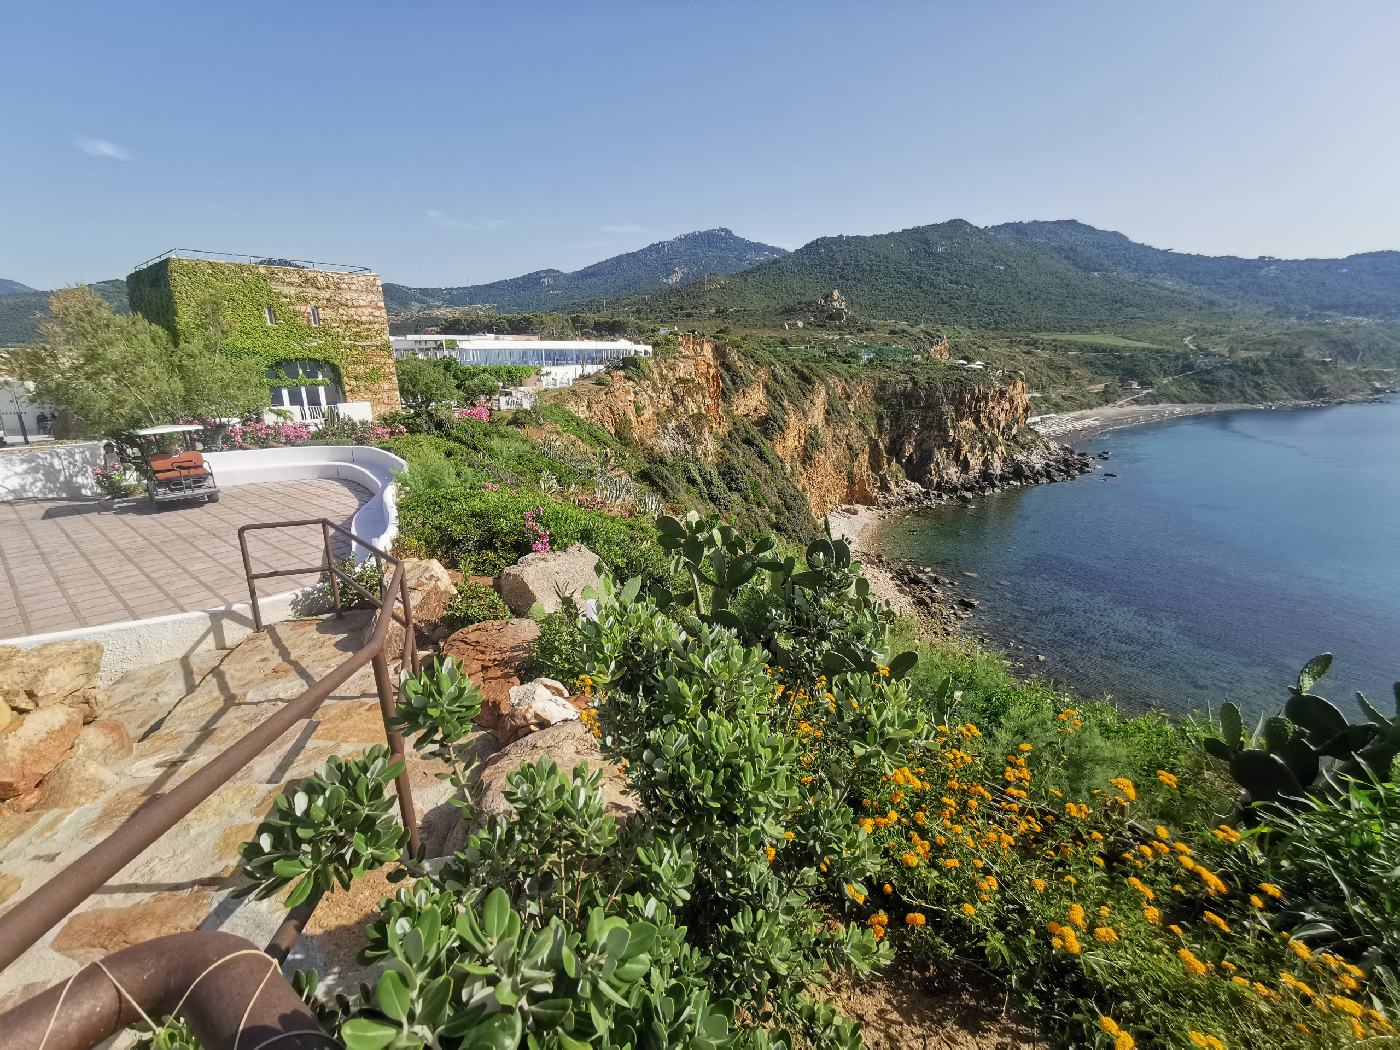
[0,479,369,639]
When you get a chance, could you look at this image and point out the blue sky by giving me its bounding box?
[4,1,1399,288]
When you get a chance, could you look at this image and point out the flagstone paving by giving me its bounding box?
[0,612,455,1011]
[0,479,369,640]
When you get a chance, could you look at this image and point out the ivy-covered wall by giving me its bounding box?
[126,257,401,414]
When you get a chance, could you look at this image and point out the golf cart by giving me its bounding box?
[133,424,221,506]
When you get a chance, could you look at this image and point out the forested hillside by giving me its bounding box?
[611,220,1237,329]
[384,228,784,327]
[994,219,1400,320]
[610,219,1400,331]
[0,279,128,346]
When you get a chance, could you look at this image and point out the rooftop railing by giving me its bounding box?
[130,249,374,275]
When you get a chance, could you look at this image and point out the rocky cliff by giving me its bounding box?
[554,336,1089,521]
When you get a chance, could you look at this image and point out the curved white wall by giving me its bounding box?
[6,444,408,682]
[206,444,405,561]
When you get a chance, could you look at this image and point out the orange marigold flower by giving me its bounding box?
[763,845,776,863]
[1031,878,1048,893]
[1141,905,1161,924]
[1067,904,1087,929]
[1203,911,1230,933]
[961,903,977,917]
[1156,769,1179,789]
[1178,948,1209,977]
[1259,882,1283,899]
[904,911,926,926]
[1094,926,1119,943]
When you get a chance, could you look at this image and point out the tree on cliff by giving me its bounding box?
[394,355,461,410]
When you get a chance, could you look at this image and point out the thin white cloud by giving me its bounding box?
[601,222,651,235]
[426,210,508,232]
[74,136,132,161]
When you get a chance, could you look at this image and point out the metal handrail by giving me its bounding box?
[0,518,422,980]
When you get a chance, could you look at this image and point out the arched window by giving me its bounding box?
[267,359,345,418]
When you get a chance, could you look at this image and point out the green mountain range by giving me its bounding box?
[0,279,128,347]
[611,219,1400,330]
[382,228,785,325]
[992,220,1400,320]
[0,279,37,296]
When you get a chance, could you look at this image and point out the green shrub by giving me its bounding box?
[526,608,588,684]
[236,747,406,906]
[396,481,672,585]
[440,579,510,630]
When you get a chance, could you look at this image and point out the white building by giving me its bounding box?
[0,380,56,446]
[391,334,652,389]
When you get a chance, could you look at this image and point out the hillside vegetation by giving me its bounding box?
[613,219,1400,330]
[995,219,1400,320]
[0,279,128,346]
[384,228,785,328]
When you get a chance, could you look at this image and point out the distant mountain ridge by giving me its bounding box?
[990,220,1400,320]
[383,228,786,322]
[0,278,37,296]
[0,280,128,346]
[610,219,1400,329]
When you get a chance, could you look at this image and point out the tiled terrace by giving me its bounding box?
[0,479,370,640]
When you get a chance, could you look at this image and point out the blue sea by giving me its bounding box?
[877,400,1400,719]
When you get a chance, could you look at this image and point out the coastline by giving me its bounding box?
[1030,393,1389,442]
[828,505,917,618]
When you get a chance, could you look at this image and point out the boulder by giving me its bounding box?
[43,685,109,724]
[70,719,133,766]
[499,680,580,745]
[362,558,454,660]
[0,707,82,800]
[441,618,540,733]
[473,721,639,824]
[498,544,601,616]
[34,757,118,812]
[0,641,103,716]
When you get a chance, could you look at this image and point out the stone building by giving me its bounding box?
[126,251,401,418]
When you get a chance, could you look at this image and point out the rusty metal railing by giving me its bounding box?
[0,518,426,1048]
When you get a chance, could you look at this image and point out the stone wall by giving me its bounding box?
[265,268,401,415]
[127,258,401,416]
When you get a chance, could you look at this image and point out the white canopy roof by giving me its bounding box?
[133,424,205,436]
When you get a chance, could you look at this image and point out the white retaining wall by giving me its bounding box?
[0,441,106,500]
[4,444,407,683]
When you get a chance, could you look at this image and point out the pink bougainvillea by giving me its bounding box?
[456,403,490,422]
[523,507,552,553]
[226,421,314,449]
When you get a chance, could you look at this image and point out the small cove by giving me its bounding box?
[877,400,1400,718]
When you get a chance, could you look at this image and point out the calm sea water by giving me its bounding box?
[878,400,1400,718]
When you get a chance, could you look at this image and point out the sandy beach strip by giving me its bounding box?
[1029,402,1256,441]
[827,505,917,617]
[1029,394,1388,442]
